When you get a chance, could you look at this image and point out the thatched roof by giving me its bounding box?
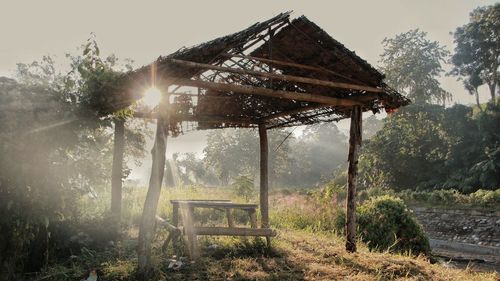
[111,12,409,130]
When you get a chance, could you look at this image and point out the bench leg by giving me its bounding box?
[184,206,199,259]
[249,210,257,228]
[226,209,234,228]
[162,232,172,253]
[172,204,180,251]
[266,236,271,248]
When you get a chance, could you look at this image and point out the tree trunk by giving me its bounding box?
[137,111,168,275]
[258,123,269,229]
[345,106,362,253]
[111,118,125,229]
[488,82,496,103]
[474,88,482,111]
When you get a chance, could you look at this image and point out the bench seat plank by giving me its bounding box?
[194,226,276,237]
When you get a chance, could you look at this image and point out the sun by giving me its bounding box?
[142,87,162,108]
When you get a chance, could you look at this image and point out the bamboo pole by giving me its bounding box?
[169,59,384,93]
[171,78,365,106]
[345,106,362,253]
[261,104,327,122]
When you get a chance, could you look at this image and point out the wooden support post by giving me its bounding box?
[111,118,125,232]
[258,123,270,248]
[137,93,169,274]
[258,123,269,228]
[345,106,362,253]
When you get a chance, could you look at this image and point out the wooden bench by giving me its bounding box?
[167,199,275,258]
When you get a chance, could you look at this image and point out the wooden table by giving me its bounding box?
[170,200,275,258]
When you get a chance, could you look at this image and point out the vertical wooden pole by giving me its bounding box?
[346,106,362,253]
[111,118,125,230]
[258,123,269,229]
[137,93,169,274]
[226,209,234,227]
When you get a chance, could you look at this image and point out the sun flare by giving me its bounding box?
[142,87,161,108]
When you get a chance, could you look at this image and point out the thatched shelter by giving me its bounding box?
[107,12,409,273]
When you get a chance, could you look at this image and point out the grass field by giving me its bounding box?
[35,186,499,281]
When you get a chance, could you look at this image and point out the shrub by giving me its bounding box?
[231,175,255,202]
[395,188,500,208]
[335,196,430,255]
[469,189,500,207]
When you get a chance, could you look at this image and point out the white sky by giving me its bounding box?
[1,0,496,182]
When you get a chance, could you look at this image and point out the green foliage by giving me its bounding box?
[361,103,500,192]
[203,122,349,188]
[204,128,291,186]
[231,175,255,202]
[451,3,499,103]
[171,152,219,186]
[281,123,348,187]
[380,29,451,105]
[397,188,500,208]
[0,36,146,279]
[348,196,429,255]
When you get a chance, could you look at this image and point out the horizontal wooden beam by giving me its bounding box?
[155,216,180,234]
[133,111,257,125]
[262,104,329,122]
[225,54,366,85]
[193,227,276,236]
[169,58,383,93]
[170,78,364,106]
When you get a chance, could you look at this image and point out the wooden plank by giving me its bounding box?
[177,201,258,209]
[345,106,362,253]
[169,59,384,93]
[170,199,232,204]
[193,227,276,237]
[259,123,269,229]
[171,78,364,106]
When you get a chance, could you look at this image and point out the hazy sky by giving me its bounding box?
[1,0,496,181]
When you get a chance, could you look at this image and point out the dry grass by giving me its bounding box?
[113,230,498,281]
[42,187,498,280]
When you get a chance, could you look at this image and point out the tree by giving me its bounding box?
[380,29,451,105]
[0,38,148,277]
[290,123,347,186]
[203,128,290,186]
[360,103,500,192]
[451,3,500,104]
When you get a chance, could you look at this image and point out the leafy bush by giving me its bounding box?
[231,175,255,202]
[335,196,430,255]
[397,188,500,208]
[469,189,500,207]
